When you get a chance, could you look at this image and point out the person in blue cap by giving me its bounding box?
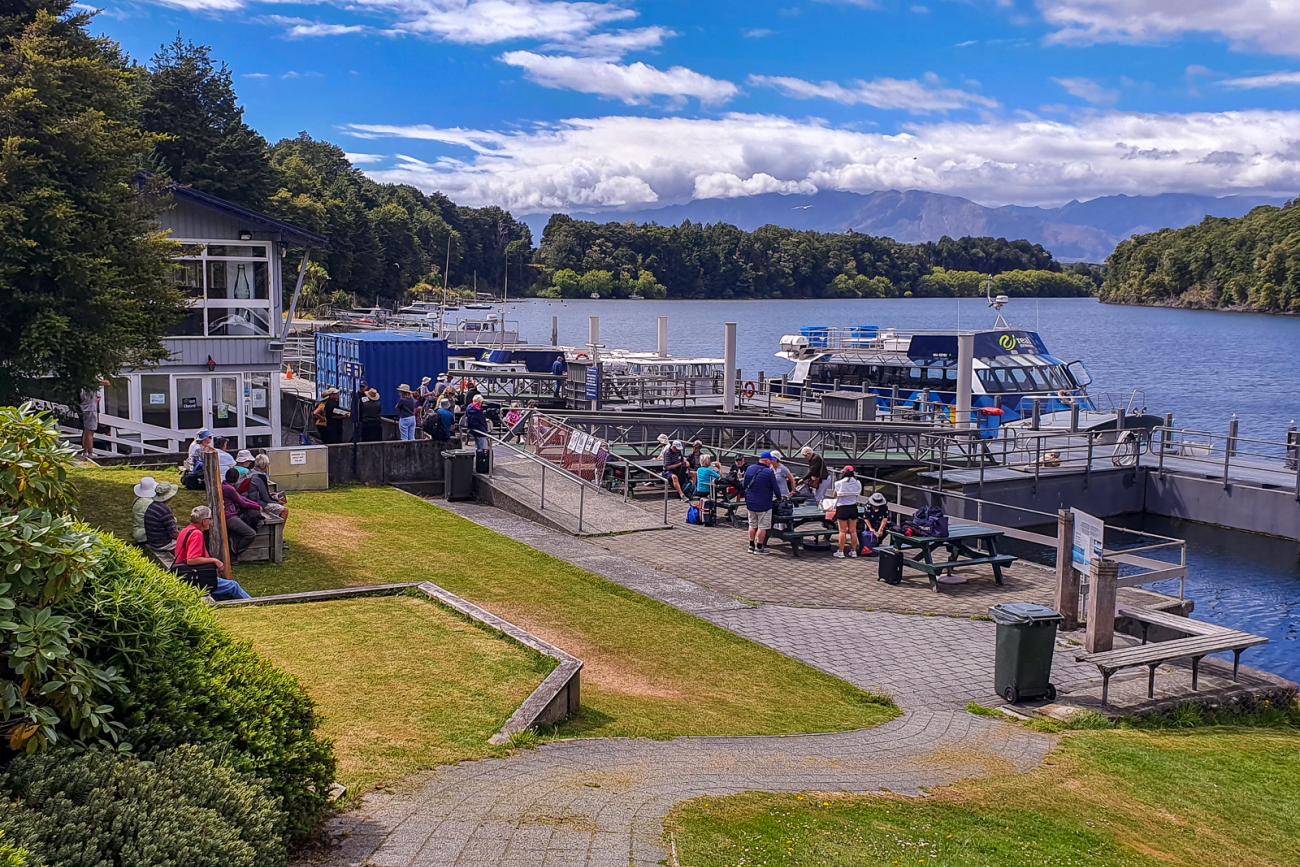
[743,451,779,554]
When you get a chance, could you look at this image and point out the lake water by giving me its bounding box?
[499,298,1300,680]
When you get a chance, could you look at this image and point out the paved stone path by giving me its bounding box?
[308,500,1075,867]
[316,710,1051,867]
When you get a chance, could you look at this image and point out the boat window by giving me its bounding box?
[976,370,1000,393]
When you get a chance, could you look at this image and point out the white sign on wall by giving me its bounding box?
[1071,507,1104,569]
[148,392,166,406]
[289,450,307,466]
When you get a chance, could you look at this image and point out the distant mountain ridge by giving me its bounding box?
[521,190,1293,262]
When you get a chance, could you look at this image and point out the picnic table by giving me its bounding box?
[772,503,838,556]
[882,525,1016,591]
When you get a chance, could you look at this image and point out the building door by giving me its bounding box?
[176,377,205,435]
[211,375,241,437]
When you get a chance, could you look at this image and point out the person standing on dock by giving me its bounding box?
[314,387,342,444]
[396,385,418,441]
[799,446,830,502]
[359,388,383,442]
[832,466,863,559]
[465,394,491,451]
[769,450,797,500]
[744,452,779,555]
[551,354,566,398]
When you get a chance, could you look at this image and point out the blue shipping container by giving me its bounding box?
[314,331,449,414]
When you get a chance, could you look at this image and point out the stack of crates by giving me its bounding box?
[314,331,449,414]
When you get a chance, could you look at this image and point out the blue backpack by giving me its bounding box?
[686,504,701,525]
[907,505,949,538]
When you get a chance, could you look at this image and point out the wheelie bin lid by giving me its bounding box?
[988,602,1062,625]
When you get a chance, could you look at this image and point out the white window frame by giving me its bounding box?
[172,239,275,338]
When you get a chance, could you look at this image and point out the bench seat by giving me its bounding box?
[773,526,837,557]
[1116,605,1225,643]
[1076,631,1268,704]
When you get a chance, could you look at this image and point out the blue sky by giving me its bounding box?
[90,1,1300,214]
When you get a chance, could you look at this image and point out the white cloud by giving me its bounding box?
[1220,71,1300,90]
[542,26,676,59]
[396,0,635,44]
[241,72,271,80]
[743,28,774,39]
[500,51,739,105]
[148,0,244,9]
[693,172,817,199]
[1039,0,1300,57]
[344,152,386,165]
[264,15,369,38]
[1053,76,1118,104]
[342,110,1300,213]
[749,73,998,113]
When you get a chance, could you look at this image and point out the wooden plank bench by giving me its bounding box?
[1076,630,1269,705]
[237,515,285,565]
[1117,605,1225,644]
[715,499,745,527]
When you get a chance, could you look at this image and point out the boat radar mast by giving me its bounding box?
[985,275,1012,329]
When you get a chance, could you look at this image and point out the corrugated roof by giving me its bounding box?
[170,184,329,248]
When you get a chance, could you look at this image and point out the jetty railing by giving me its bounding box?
[1153,422,1300,497]
[873,475,1188,598]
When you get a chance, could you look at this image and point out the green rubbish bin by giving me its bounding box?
[442,448,477,502]
[989,602,1063,703]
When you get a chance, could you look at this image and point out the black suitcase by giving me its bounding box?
[474,448,491,474]
[701,499,717,526]
[878,548,903,585]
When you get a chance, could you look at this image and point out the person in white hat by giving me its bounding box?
[861,491,891,555]
[314,387,343,444]
[131,476,178,547]
[396,384,418,441]
[233,449,256,486]
[768,450,797,501]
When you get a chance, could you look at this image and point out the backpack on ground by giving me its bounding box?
[686,504,701,525]
[700,499,717,527]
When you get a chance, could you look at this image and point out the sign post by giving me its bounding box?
[585,364,602,410]
[1053,508,1079,629]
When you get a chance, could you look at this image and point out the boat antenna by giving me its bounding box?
[499,248,509,348]
[986,274,1011,329]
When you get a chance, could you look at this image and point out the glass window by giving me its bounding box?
[170,305,206,336]
[212,376,240,430]
[140,375,171,429]
[171,261,204,300]
[206,261,268,301]
[247,372,273,429]
[103,377,130,419]
[205,244,268,259]
[208,307,271,336]
[176,378,204,433]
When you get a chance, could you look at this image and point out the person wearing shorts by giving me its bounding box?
[743,452,779,554]
[832,465,863,559]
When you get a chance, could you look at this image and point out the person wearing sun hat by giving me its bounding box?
[861,490,891,555]
[131,476,179,549]
[396,384,418,441]
[359,387,383,442]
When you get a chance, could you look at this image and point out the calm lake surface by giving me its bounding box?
[499,297,1300,679]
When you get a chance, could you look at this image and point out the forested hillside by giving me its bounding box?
[535,214,1097,299]
[1101,201,1300,313]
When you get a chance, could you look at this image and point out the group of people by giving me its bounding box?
[715,449,890,558]
[315,375,497,447]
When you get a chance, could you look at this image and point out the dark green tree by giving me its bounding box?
[0,1,183,405]
[140,37,276,207]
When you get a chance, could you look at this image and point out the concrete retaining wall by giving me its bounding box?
[1145,472,1300,539]
[325,439,454,492]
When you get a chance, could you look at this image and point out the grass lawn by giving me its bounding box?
[74,467,897,741]
[217,594,554,795]
[666,721,1300,866]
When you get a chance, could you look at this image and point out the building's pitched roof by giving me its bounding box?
[170,184,329,248]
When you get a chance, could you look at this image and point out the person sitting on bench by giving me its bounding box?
[247,454,288,521]
[132,476,180,552]
[173,506,250,601]
[221,468,263,559]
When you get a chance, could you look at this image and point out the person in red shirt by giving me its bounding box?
[173,506,250,601]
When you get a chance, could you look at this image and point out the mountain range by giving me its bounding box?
[521,190,1293,263]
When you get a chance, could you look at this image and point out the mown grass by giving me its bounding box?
[667,718,1300,866]
[74,467,898,742]
[217,594,554,796]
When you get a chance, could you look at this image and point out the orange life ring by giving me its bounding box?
[743,381,757,399]
[575,352,590,361]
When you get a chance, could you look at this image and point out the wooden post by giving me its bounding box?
[1054,508,1079,630]
[202,446,232,578]
[1084,558,1118,653]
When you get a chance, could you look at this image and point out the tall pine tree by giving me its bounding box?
[141,37,276,208]
[0,1,183,404]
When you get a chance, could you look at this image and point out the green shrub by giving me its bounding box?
[1,405,125,753]
[0,831,27,867]
[0,745,285,867]
[67,536,335,842]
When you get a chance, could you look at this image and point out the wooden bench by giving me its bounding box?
[1117,605,1223,644]
[236,515,285,564]
[714,499,745,527]
[1076,629,1268,705]
[142,544,176,569]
